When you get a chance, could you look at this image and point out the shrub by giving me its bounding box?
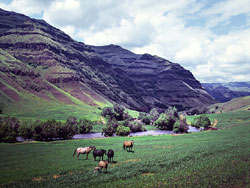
[101,107,115,119]
[32,120,58,141]
[192,114,211,129]
[138,112,151,125]
[173,118,189,133]
[127,121,146,132]
[0,116,20,142]
[149,108,160,122]
[116,125,131,136]
[101,105,129,121]
[114,104,125,121]
[165,106,178,118]
[56,121,77,140]
[18,120,35,140]
[78,119,93,133]
[154,113,176,130]
[102,123,115,137]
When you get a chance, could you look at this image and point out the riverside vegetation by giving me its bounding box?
[0,110,249,187]
[0,105,192,142]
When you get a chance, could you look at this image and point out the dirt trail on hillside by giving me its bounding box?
[212,119,218,127]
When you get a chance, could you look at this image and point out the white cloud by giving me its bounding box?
[202,0,250,28]
[0,0,249,83]
[0,0,51,16]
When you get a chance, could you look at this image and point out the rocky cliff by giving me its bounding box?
[0,8,216,115]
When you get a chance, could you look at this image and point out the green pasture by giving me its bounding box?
[0,110,249,188]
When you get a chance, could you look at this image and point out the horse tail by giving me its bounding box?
[72,148,77,156]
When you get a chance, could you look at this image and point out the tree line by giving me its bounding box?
[0,116,93,142]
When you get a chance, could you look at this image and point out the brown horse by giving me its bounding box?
[72,146,96,159]
[94,160,108,173]
[123,140,134,152]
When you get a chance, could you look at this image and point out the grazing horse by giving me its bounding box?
[123,140,134,152]
[93,149,106,161]
[72,146,96,160]
[107,149,114,163]
[95,160,108,173]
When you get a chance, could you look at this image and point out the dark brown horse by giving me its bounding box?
[72,146,96,159]
[93,148,106,161]
[123,140,134,152]
[107,149,114,163]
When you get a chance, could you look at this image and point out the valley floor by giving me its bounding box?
[0,111,249,188]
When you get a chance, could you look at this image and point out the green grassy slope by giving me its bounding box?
[207,96,250,113]
[0,110,249,187]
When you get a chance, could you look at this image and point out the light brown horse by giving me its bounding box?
[72,146,96,159]
[94,160,108,173]
[123,140,134,152]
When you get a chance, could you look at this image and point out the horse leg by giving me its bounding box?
[86,153,89,160]
[77,153,80,159]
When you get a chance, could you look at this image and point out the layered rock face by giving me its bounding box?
[0,8,216,112]
[91,45,216,111]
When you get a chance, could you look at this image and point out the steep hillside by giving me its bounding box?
[91,45,216,111]
[0,8,216,119]
[202,82,250,102]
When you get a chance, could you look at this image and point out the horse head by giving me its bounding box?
[90,146,96,150]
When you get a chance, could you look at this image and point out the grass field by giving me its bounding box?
[0,111,249,188]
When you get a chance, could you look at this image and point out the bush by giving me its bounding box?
[56,121,77,140]
[101,107,115,119]
[192,114,211,129]
[101,105,129,121]
[102,123,115,137]
[138,112,151,125]
[18,120,35,140]
[173,118,189,133]
[0,116,20,142]
[116,125,131,136]
[149,108,160,122]
[114,104,125,121]
[165,106,178,118]
[154,113,176,130]
[78,119,93,133]
[127,121,146,132]
[32,120,58,141]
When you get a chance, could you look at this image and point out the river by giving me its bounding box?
[17,126,200,141]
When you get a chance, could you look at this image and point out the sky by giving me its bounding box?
[0,0,250,83]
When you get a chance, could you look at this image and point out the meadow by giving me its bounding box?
[0,110,249,188]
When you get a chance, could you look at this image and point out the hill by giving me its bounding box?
[202,82,250,102]
[0,8,216,120]
[207,96,250,113]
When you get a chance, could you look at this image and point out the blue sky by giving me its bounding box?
[0,0,250,83]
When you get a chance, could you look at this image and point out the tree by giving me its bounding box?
[154,113,176,130]
[173,117,189,133]
[165,106,178,118]
[116,125,131,136]
[149,108,160,122]
[192,114,211,129]
[0,116,20,142]
[78,119,93,133]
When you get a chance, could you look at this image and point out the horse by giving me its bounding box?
[94,160,108,173]
[123,140,134,152]
[72,146,96,160]
[93,148,106,161]
[107,149,114,163]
